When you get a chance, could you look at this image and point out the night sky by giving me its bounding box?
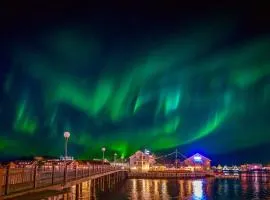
[1,2,270,164]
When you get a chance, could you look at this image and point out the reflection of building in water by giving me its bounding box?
[154,180,160,200]
[187,180,192,196]
[233,179,239,195]
[206,178,214,197]
[43,180,99,200]
[131,179,138,200]
[161,180,169,200]
[192,180,203,199]
[179,180,193,199]
[253,172,259,199]
[223,179,228,195]
[141,180,151,199]
[179,180,185,199]
[241,175,248,195]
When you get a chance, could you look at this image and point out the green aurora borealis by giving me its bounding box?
[1,8,270,162]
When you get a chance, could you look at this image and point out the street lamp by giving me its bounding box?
[121,155,124,165]
[114,153,117,166]
[64,131,70,160]
[101,147,106,162]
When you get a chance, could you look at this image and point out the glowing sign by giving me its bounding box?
[144,149,150,155]
[193,155,202,162]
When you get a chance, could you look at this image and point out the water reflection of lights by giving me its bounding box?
[178,180,185,199]
[146,179,150,193]
[224,180,228,195]
[131,179,138,200]
[142,180,151,199]
[154,180,160,200]
[233,180,239,195]
[71,185,76,198]
[192,180,203,199]
[262,174,267,182]
[161,180,169,200]
[241,176,248,194]
[142,179,146,193]
[187,180,192,195]
[253,172,259,199]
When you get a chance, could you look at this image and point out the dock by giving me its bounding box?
[0,163,128,199]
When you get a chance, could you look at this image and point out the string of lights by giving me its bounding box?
[155,149,187,160]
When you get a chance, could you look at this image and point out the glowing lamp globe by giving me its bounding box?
[64,131,70,139]
[101,147,106,152]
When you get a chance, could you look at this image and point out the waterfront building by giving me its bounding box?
[216,164,223,172]
[232,165,240,172]
[222,165,240,175]
[246,164,263,171]
[150,163,166,171]
[223,165,229,171]
[60,156,74,161]
[13,161,37,168]
[263,164,270,171]
[222,165,239,171]
[129,150,156,171]
[217,164,222,170]
[112,162,129,169]
[240,164,248,172]
[183,153,211,171]
[211,165,223,174]
[241,164,263,171]
[0,162,16,169]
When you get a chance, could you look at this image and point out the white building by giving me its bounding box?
[129,151,155,171]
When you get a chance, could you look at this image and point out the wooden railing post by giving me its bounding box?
[4,165,10,195]
[75,166,77,179]
[88,165,91,177]
[63,164,67,184]
[33,164,38,189]
[51,165,55,185]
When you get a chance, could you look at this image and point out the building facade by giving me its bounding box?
[183,153,211,171]
[241,164,263,171]
[129,151,155,171]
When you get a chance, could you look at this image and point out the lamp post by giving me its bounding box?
[114,153,117,166]
[121,155,124,168]
[64,131,70,160]
[101,147,106,162]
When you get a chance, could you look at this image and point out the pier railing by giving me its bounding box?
[0,163,123,197]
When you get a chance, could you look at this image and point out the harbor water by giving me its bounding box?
[16,174,270,200]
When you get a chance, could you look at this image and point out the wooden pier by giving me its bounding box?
[0,163,128,199]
